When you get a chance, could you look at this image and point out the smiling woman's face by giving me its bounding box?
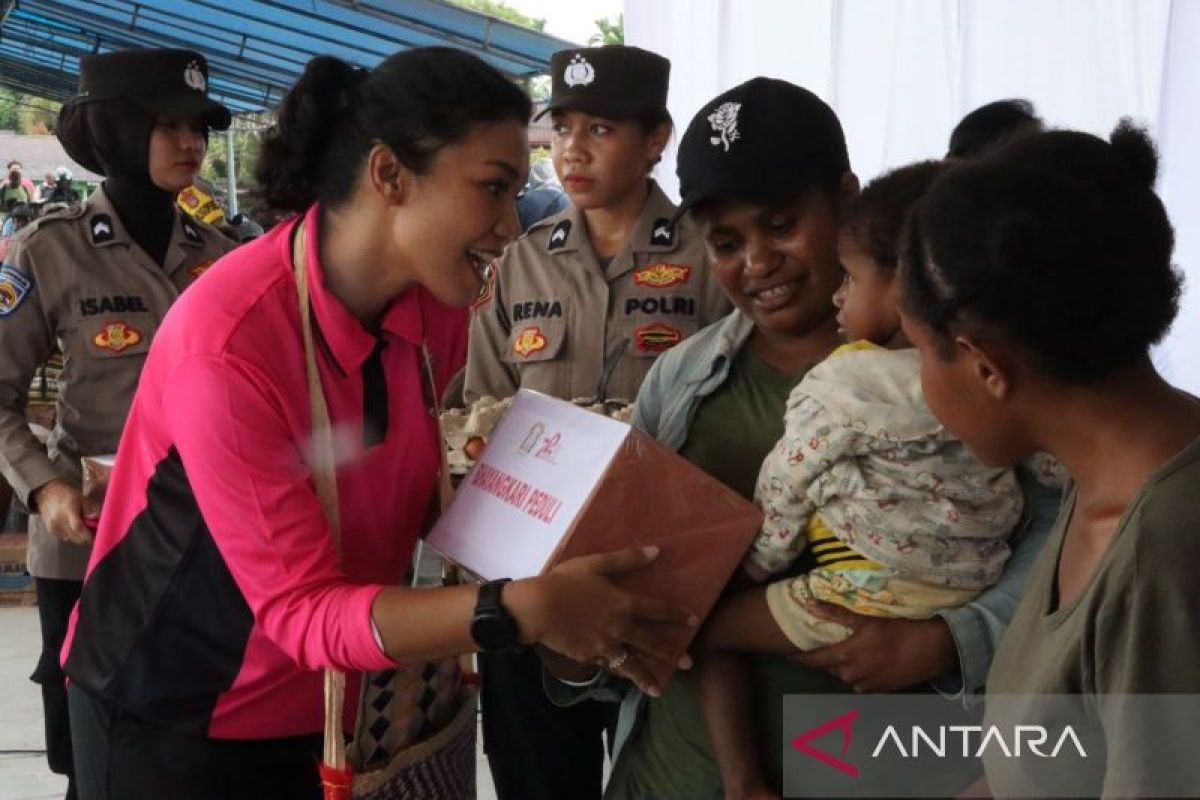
[388,119,529,307]
[701,189,845,339]
[148,118,206,193]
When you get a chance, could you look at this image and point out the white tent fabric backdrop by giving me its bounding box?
[625,0,1199,392]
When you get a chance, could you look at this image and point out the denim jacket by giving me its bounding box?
[546,310,1062,763]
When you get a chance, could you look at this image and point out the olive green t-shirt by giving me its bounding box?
[613,348,847,799]
[985,433,1200,799]
[678,346,806,501]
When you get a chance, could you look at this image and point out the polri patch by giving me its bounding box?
[90,215,115,244]
[634,322,682,353]
[512,326,548,358]
[0,264,32,317]
[92,321,143,353]
[633,263,691,289]
[650,218,675,247]
[547,220,571,251]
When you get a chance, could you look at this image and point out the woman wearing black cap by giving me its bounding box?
[545,78,1063,799]
[0,48,237,799]
[462,44,731,800]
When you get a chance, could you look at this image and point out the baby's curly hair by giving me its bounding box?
[841,160,946,270]
[901,120,1180,384]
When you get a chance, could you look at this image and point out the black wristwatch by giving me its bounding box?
[471,578,521,652]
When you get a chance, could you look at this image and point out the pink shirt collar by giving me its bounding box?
[292,204,426,375]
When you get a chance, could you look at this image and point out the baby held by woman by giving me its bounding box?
[694,161,1028,800]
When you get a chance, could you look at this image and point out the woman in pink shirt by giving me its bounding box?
[63,47,693,800]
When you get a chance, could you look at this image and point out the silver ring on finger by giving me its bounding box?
[607,650,629,671]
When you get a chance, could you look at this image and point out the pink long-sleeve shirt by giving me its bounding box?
[63,205,468,739]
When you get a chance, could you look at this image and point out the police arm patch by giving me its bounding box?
[0,264,33,317]
[512,325,548,358]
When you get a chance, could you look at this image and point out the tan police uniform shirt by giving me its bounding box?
[464,181,730,404]
[0,185,236,580]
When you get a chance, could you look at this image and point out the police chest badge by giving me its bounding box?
[93,321,143,353]
[0,264,32,317]
[708,101,742,152]
[633,263,691,289]
[634,322,682,353]
[512,326,548,358]
[563,54,595,87]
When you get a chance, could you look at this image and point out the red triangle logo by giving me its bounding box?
[790,709,860,778]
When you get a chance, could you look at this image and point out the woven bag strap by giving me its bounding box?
[292,220,349,773]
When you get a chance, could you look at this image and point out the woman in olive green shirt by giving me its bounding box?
[900,122,1200,799]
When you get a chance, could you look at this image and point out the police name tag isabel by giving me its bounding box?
[428,389,763,686]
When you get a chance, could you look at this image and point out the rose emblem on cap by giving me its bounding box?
[708,101,742,152]
[563,54,595,87]
[183,60,206,92]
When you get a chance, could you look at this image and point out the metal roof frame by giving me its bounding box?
[0,0,575,114]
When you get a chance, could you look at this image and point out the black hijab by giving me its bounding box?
[57,98,176,266]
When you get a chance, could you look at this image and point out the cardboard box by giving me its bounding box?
[428,390,764,684]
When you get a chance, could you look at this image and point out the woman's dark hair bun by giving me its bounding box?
[901,122,1179,384]
[256,48,531,215]
[1108,117,1159,189]
[256,56,364,213]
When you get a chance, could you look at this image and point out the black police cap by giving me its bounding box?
[674,78,849,222]
[535,45,669,121]
[66,49,232,131]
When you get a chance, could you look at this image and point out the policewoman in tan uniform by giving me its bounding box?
[0,49,235,797]
[464,45,729,406]
[464,45,730,800]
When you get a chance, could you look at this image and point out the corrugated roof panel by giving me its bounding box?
[0,0,576,114]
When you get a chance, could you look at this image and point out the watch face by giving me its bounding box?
[472,612,520,652]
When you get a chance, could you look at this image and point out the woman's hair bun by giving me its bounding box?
[255,48,530,215]
[1109,118,1159,189]
[255,56,364,213]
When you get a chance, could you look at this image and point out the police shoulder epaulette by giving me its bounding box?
[10,206,82,249]
[195,216,245,246]
[27,203,85,231]
[524,208,564,234]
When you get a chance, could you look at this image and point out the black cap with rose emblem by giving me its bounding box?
[534,45,670,121]
[64,49,232,131]
[672,77,849,223]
